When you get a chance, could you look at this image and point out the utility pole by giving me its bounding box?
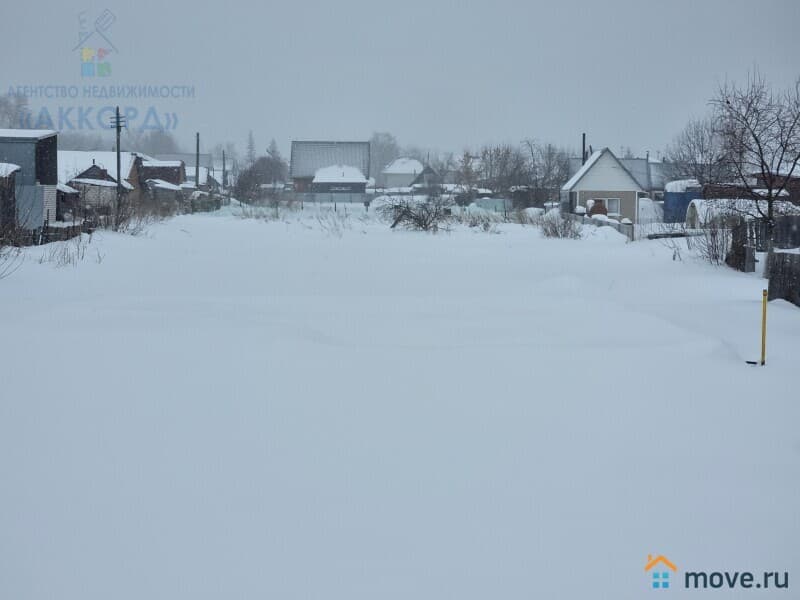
[110,106,126,230]
[195,132,200,192]
[222,150,226,195]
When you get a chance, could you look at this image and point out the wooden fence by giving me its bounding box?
[734,216,800,252]
[768,252,800,307]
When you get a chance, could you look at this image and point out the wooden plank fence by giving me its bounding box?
[768,252,800,308]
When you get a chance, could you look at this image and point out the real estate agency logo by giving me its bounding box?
[644,553,790,591]
[646,554,678,590]
[74,9,117,78]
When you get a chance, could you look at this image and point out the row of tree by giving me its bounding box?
[369,131,571,204]
[234,137,288,201]
[666,70,800,244]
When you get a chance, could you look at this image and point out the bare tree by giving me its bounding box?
[479,143,530,192]
[376,196,452,232]
[246,130,257,166]
[234,152,288,201]
[129,130,182,155]
[429,151,455,182]
[523,140,571,205]
[665,116,730,184]
[369,132,400,184]
[454,150,478,204]
[712,70,800,248]
[0,93,29,128]
[0,242,22,279]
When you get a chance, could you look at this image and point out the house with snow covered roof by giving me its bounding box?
[182,166,220,193]
[382,158,423,189]
[57,150,142,189]
[311,165,367,193]
[410,165,442,189]
[0,129,58,230]
[290,141,370,192]
[568,152,667,200]
[140,159,185,186]
[57,150,143,210]
[561,148,650,223]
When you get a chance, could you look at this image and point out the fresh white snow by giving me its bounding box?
[313,164,367,183]
[57,150,138,186]
[382,157,423,175]
[1,208,798,600]
[0,162,21,177]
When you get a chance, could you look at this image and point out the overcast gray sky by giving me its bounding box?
[3,0,799,158]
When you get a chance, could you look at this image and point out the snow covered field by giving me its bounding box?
[1,207,799,599]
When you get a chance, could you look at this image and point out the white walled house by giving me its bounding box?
[382,158,423,189]
[561,148,647,223]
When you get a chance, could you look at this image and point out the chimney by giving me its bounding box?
[582,133,586,165]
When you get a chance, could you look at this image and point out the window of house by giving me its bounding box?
[605,198,621,216]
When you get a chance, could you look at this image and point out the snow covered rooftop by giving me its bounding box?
[58,151,138,186]
[71,177,134,190]
[562,150,603,191]
[0,129,57,140]
[57,182,79,194]
[0,163,21,177]
[142,160,183,168]
[665,179,701,193]
[313,165,367,183]
[383,158,423,175]
[146,179,183,191]
[687,197,800,222]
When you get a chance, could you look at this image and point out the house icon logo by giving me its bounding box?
[73,9,118,78]
[646,554,678,590]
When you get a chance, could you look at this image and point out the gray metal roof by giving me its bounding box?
[568,153,667,191]
[619,158,651,190]
[290,141,370,179]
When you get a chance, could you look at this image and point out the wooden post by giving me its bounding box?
[760,289,768,366]
[115,106,122,229]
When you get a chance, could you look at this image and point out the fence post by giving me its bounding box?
[760,289,768,366]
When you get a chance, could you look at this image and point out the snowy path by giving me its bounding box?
[1,212,798,599]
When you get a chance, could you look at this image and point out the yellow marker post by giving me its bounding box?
[760,289,768,366]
